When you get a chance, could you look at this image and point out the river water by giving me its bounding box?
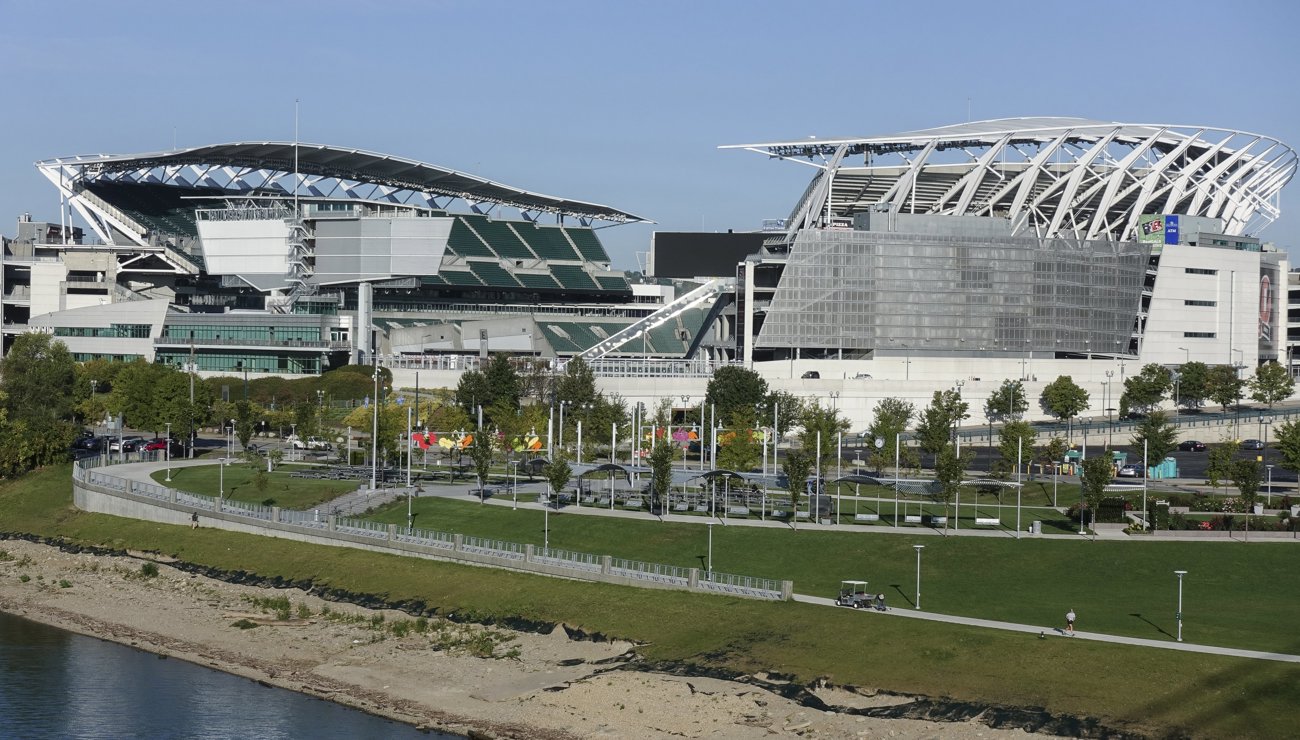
[0,611,452,739]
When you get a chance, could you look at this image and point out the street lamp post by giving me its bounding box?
[1174,570,1188,642]
[913,544,925,610]
[510,460,519,510]
[89,380,99,434]
[1104,369,1114,448]
[1266,464,1275,506]
[165,422,172,483]
[1178,346,1189,364]
[706,521,714,579]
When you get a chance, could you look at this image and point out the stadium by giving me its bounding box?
[3,117,1297,428]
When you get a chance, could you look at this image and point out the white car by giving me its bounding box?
[290,436,332,451]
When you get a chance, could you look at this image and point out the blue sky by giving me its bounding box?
[2,0,1298,269]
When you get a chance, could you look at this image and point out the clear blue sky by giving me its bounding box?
[2,0,1298,269]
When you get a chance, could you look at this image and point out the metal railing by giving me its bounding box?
[71,460,789,600]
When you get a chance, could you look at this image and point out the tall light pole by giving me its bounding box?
[913,544,925,610]
[165,422,172,483]
[1174,570,1188,642]
[1178,346,1189,364]
[89,380,99,433]
[510,460,519,510]
[706,521,714,579]
[370,366,380,490]
[1104,369,1114,448]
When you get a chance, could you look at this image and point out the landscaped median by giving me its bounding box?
[3,462,1297,737]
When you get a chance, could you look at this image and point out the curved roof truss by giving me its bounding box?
[724,117,1296,240]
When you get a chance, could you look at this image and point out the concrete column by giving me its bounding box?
[524,544,535,563]
[453,533,464,551]
[168,488,177,504]
[689,568,699,589]
[271,506,281,523]
[328,515,337,532]
[601,555,612,575]
[387,523,397,541]
[781,580,794,601]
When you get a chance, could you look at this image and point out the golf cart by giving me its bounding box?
[836,580,871,608]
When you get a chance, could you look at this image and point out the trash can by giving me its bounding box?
[1031,520,1042,535]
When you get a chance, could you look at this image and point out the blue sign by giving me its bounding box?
[1164,214,1180,245]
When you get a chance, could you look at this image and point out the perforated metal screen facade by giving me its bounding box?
[756,229,1149,354]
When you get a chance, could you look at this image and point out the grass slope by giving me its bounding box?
[1,465,1294,738]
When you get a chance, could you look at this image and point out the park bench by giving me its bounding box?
[795,511,811,519]
[694,504,709,513]
[727,506,750,517]
[904,515,922,524]
[975,517,1001,526]
[772,509,787,518]
[673,502,689,512]
[623,498,643,509]
[928,516,948,527]
[854,513,880,522]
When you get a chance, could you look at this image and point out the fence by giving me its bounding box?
[71,459,790,601]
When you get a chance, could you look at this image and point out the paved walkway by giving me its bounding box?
[95,458,1300,663]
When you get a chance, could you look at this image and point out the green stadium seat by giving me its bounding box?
[516,272,561,289]
[446,218,495,258]
[438,269,484,286]
[595,274,630,292]
[549,264,599,291]
[515,224,580,261]
[565,227,611,262]
[460,215,535,260]
[467,260,523,288]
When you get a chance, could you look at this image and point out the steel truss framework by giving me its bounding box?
[37,142,649,248]
[724,117,1296,242]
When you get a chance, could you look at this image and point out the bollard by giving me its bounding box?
[387,523,396,541]
[601,555,612,575]
[453,533,464,552]
[271,506,280,523]
[689,568,700,590]
[524,544,534,563]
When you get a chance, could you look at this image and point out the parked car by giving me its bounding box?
[801,370,820,379]
[109,436,145,453]
[853,372,873,379]
[1118,464,1145,478]
[1241,439,1266,450]
[1177,440,1206,452]
[290,436,332,451]
[144,438,183,455]
[72,435,104,451]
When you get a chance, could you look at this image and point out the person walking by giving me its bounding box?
[1066,608,1077,636]
[191,512,199,530]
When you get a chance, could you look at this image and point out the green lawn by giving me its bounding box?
[5,464,1297,738]
[368,494,1298,654]
[150,464,359,509]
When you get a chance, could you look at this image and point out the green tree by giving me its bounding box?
[915,389,967,464]
[555,356,598,409]
[1230,458,1262,540]
[234,400,256,450]
[647,439,677,512]
[717,415,762,473]
[798,400,850,482]
[1207,365,1244,413]
[112,360,171,433]
[1130,411,1178,467]
[996,421,1037,479]
[1175,361,1210,410]
[1249,362,1294,408]
[1120,364,1173,415]
[1079,455,1113,532]
[1272,418,1300,475]
[984,379,1029,422]
[1040,376,1089,426]
[467,426,497,493]
[483,354,522,413]
[932,443,972,531]
[866,397,914,473]
[0,332,75,425]
[542,452,572,500]
[764,390,804,437]
[705,366,769,423]
[1206,439,1240,489]
[781,448,813,526]
[454,369,491,416]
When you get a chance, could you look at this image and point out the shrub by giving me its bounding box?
[140,562,159,578]
[231,619,259,630]
[58,579,71,589]
[19,574,30,583]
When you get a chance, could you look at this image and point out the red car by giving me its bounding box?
[144,439,182,454]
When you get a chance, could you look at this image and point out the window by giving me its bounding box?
[1183,331,1217,338]
[1185,268,1218,275]
[1184,299,1217,307]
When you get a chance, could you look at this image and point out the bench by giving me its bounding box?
[694,504,709,513]
[595,496,611,507]
[772,509,787,518]
[854,513,880,522]
[673,502,689,512]
[928,516,948,526]
[795,511,811,519]
[727,506,750,516]
[975,517,1001,526]
[623,498,643,509]
[904,515,922,524]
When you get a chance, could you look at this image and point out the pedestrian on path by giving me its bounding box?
[191,512,199,530]
[1066,608,1076,635]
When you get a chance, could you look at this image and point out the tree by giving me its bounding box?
[1130,411,1178,468]
[1206,365,1244,413]
[1206,439,1240,489]
[996,421,1037,479]
[705,366,769,423]
[764,390,804,437]
[467,426,497,493]
[1079,456,1113,532]
[932,443,972,531]
[454,369,491,417]
[555,356,598,409]
[112,360,171,433]
[781,448,813,526]
[984,379,1029,422]
[1040,376,1089,425]
[542,452,572,501]
[483,354,522,414]
[1230,458,1262,540]
[798,400,850,482]
[1175,361,1210,410]
[1272,418,1300,475]
[647,439,677,513]
[915,389,967,464]
[1120,364,1173,415]
[1249,362,1294,408]
[866,398,913,473]
[0,332,75,425]
[717,415,762,473]
[234,400,256,450]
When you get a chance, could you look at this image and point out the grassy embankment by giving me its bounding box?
[7,464,1298,738]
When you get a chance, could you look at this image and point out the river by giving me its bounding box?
[0,611,452,739]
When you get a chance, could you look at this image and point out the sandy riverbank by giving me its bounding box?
[0,538,1057,738]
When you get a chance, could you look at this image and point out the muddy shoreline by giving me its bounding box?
[0,534,1119,738]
